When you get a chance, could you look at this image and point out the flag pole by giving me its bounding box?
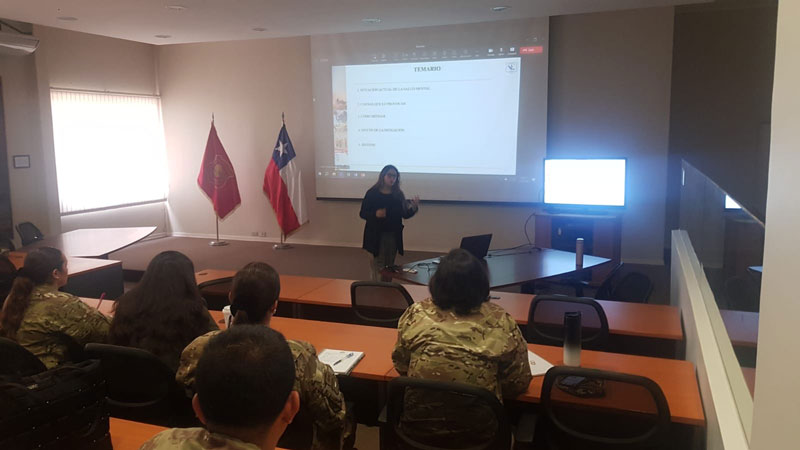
[210,215,229,246]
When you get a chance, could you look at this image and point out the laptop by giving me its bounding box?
[459,234,493,259]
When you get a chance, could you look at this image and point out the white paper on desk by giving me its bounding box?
[527,350,554,377]
[318,349,365,375]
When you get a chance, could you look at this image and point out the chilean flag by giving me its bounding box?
[263,124,308,235]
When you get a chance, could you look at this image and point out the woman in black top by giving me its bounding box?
[360,165,420,280]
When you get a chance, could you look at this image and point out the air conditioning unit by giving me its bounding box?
[0,31,39,56]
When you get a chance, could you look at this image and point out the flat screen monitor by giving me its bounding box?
[543,158,626,207]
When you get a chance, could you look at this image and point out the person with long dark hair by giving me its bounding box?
[176,262,354,450]
[0,247,109,368]
[359,164,420,280]
[108,251,217,371]
[391,248,532,446]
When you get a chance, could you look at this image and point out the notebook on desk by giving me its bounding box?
[318,349,365,375]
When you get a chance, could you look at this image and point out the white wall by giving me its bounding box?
[548,7,674,264]
[750,1,800,448]
[158,7,675,260]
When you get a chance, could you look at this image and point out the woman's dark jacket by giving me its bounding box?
[359,186,418,256]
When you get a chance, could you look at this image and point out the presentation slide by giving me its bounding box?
[311,18,549,202]
[334,58,520,175]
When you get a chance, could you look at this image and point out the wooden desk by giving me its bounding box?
[196,270,336,302]
[520,344,704,427]
[26,226,156,258]
[395,248,611,289]
[296,279,683,343]
[110,418,166,450]
[11,251,124,299]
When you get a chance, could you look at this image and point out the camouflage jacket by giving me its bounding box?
[392,298,532,399]
[16,285,110,369]
[176,330,350,450]
[141,427,260,450]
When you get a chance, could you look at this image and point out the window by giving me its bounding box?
[50,89,169,214]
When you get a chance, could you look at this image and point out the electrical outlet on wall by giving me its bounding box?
[251,231,259,236]
[260,231,267,237]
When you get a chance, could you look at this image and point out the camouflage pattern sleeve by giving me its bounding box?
[59,294,111,346]
[496,314,533,398]
[175,331,220,391]
[140,427,260,449]
[289,339,348,449]
[391,305,415,375]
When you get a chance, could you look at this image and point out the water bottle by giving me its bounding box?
[563,311,582,366]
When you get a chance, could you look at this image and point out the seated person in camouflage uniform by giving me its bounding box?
[392,248,533,447]
[0,247,109,369]
[176,262,354,450]
[142,325,299,450]
[108,251,218,371]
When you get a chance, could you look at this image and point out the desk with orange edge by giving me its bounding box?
[85,302,702,427]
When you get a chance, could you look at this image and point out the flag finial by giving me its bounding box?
[212,112,215,123]
[282,112,285,125]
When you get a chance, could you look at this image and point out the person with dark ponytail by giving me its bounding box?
[360,164,420,280]
[108,251,218,371]
[176,262,354,450]
[0,247,109,368]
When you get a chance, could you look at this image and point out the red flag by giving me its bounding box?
[197,121,241,219]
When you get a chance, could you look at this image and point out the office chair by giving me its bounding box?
[85,343,193,427]
[526,295,609,350]
[536,366,671,449]
[380,377,515,450]
[16,222,44,247]
[0,337,46,376]
[351,281,414,328]
[197,276,233,311]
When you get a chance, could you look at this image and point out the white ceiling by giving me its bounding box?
[0,0,708,45]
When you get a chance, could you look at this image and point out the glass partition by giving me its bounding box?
[679,161,762,400]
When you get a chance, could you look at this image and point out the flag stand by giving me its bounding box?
[273,232,292,250]
[209,216,229,246]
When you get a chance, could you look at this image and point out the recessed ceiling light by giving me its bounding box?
[165,5,187,11]
[491,6,510,12]
[252,27,268,32]
[56,16,78,21]
[361,18,382,24]
[154,34,172,39]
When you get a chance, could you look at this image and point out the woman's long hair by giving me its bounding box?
[230,262,281,326]
[371,164,406,201]
[0,247,64,340]
[108,251,211,369]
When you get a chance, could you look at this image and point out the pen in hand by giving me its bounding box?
[96,292,106,310]
[333,352,355,366]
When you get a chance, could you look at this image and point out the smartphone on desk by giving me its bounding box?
[557,376,586,388]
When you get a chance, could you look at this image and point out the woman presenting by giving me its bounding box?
[360,165,420,280]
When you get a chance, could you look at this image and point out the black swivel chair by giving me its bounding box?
[536,366,671,449]
[84,343,193,427]
[351,281,414,328]
[526,295,610,350]
[380,377,515,450]
[0,253,17,310]
[0,337,46,377]
[16,222,44,247]
[197,276,233,311]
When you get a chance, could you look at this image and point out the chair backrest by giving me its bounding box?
[540,366,671,449]
[384,376,511,450]
[526,295,609,350]
[84,343,175,416]
[594,263,624,300]
[0,337,46,377]
[611,272,654,303]
[0,253,17,310]
[197,276,233,311]
[16,222,44,247]
[350,281,414,327]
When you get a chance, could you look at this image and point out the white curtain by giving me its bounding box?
[50,89,169,214]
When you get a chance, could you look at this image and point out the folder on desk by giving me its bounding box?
[528,350,554,377]
[319,349,365,375]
